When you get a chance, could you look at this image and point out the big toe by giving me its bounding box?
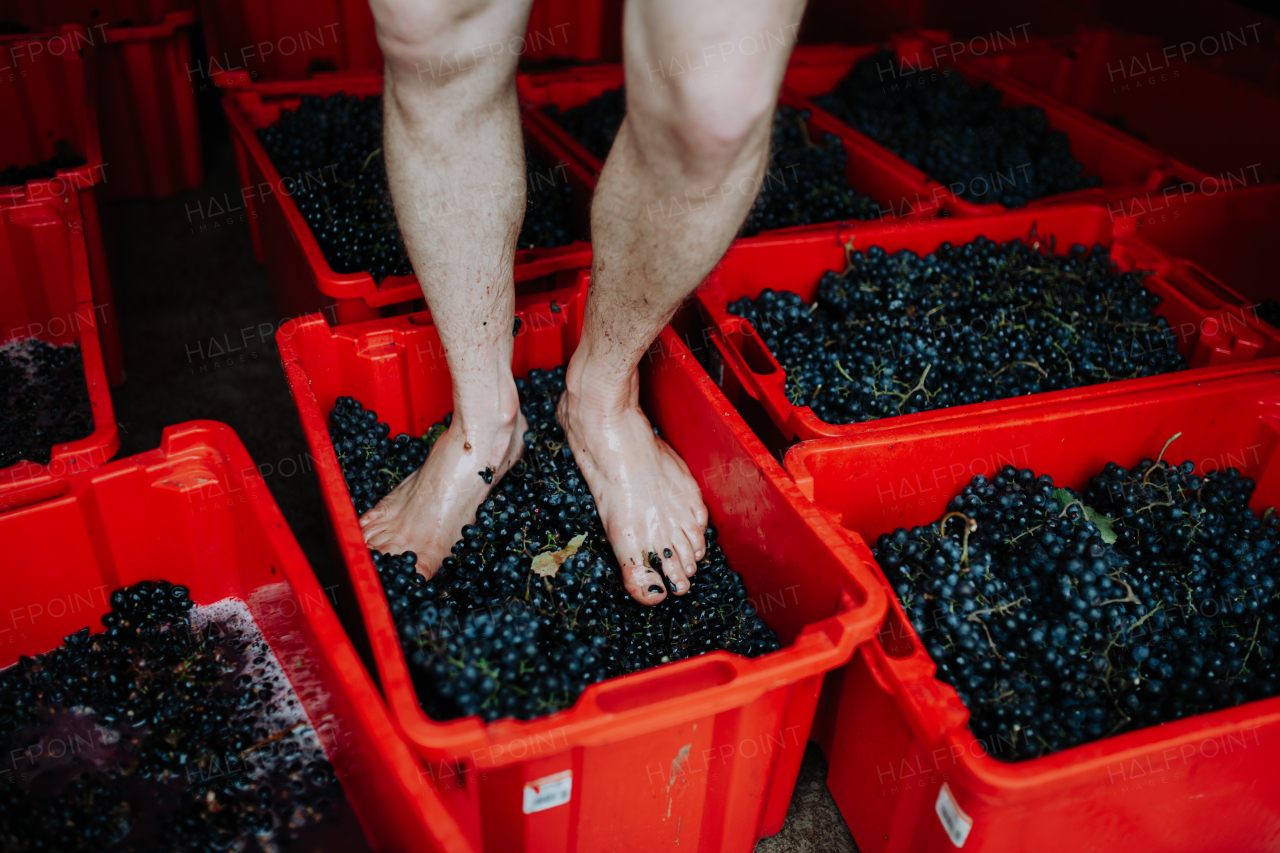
[619,550,667,606]
[364,525,399,551]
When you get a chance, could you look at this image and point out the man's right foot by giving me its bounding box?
[360,407,526,578]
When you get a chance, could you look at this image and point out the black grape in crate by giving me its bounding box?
[256,93,578,282]
[1,338,94,468]
[0,140,87,187]
[546,87,882,234]
[815,49,1102,207]
[328,366,781,724]
[727,235,1184,425]
[878,457,1278,761]
[0,580,372,851]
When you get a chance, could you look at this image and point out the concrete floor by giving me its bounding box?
[103,99,860,853]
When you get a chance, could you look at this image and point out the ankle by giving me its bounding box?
[451,378,522,458]
[564,347,635,419]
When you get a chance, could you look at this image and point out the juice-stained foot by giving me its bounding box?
[557,361,709,605]
[361,408,527,577]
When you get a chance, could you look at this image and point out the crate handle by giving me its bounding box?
[1178,261,1247,306]
[592,656,743,714]
[0,479,71,514]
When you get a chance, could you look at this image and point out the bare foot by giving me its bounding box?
[558,362,709,606]
[360,407,527,578]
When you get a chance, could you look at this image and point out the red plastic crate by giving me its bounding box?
[1114,181,1280,311]
[0,0,179,26]
[518,63,946,229]
[0,24,123,386]
[972,27,1280,185]
[784,36,1208,215]
[275,275,888,852]
[95,10,203,199]
[695,204,1280,448]
[198,0,619,90]
[831,0,1107,41]
[1057,0,1280,98]
[0,192,118,500]
[196,0,381,88]
[783,372,1280,853]
[523,0,622,63]
[223,73,595,325]
[0,420,474,853]
[0,8,202,200]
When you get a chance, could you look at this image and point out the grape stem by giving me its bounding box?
[240,720,309,758]
[1239,617,1263,675]
[1142,432,1183,485]
[1097,574,1140,607]
[966,596,1028,661]
[989,359,1048,379]
[938,511,977,567]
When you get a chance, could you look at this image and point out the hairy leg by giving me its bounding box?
[360,0,534,576]
[560,0,806,604]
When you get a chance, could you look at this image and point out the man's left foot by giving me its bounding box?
[557,359,709,606]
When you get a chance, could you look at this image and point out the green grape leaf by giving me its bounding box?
[1084,506,1118,545]
[1051,488,1117,544]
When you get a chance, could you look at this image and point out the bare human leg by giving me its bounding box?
[560,0,807,604]
[360,0,535,576]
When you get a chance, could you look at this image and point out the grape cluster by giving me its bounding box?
[745,105,881,233]
[257,93,577,282]
[0,140,87,187]
[815,50,1101,207]
[0,581,365,851]
[546,88,881,235]
[545,87,626,163]
[328,367,781,723]
[726,236,1184,425]
[878,458,1278,761]
[1,338,94,468]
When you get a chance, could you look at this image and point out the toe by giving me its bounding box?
[618,548,666,605]
[684,522,708,564]
[670,531,698,579]
[630,566,668,605]
[659,546,691,595]
[692,499,709,529]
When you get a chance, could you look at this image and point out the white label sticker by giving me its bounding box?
[935,783,973,848]
[522,770,572,814]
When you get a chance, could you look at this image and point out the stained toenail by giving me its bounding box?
[663,548,672,558]
[648,585,663,595]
